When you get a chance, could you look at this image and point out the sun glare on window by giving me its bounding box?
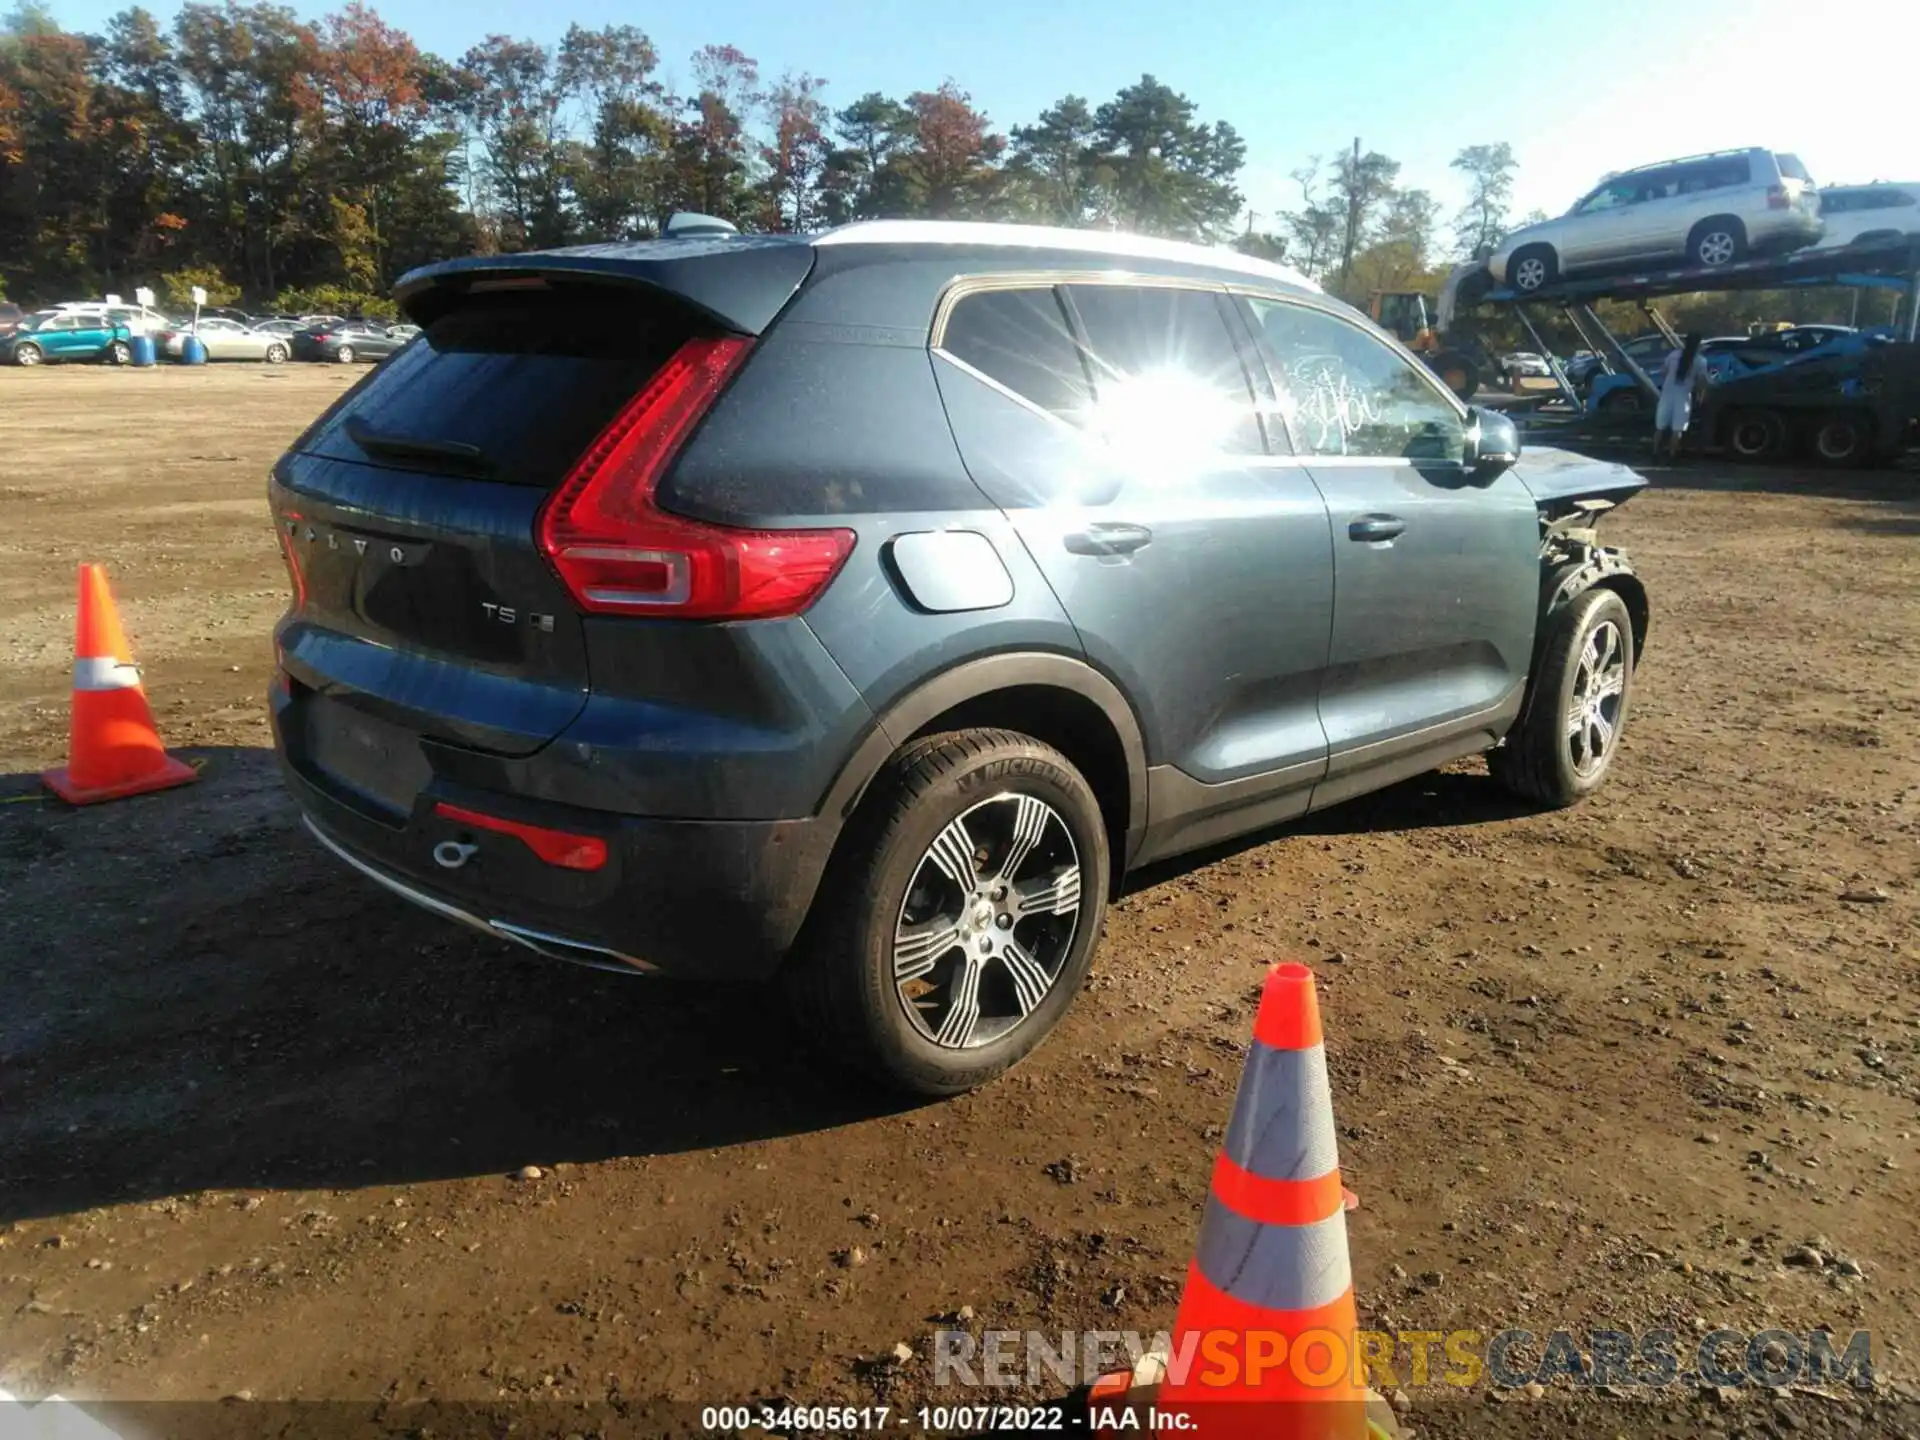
[1086,367,1239,466]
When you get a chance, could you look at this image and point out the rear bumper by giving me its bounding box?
[302,813,659,974]
[276,701,840,981]
[1749,210,1823,252]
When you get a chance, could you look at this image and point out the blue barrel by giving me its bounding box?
[179,335,208,365]
[129,334,157,367]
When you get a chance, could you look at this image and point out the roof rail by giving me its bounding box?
[1617,147,1763,175]
[816,219,1320,291]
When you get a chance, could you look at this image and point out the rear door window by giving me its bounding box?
[1635,168,1682,202]
[1776,153,1812,183]
[1064,283,1265,454]
[297,285,698,487]
[938,286,1092,418]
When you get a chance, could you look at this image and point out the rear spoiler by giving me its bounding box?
[393,236,817,336]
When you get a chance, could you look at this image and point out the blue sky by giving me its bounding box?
[54,0,1920,238]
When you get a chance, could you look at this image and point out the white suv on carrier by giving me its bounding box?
[1490,148,1823,293]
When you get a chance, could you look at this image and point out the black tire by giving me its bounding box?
[1455,267,1495,308]
[1426,350,1479,402]
[264,342,288,364]
[1509,245,1557,294]
[335,345,355,364]
[1490,587,1636,808]
[1807,410,1874,468]
[13,342,42,367]
[1598,386,1646,414]
[108,339,133,366]
[1689,217,1747,269]
[1725,408,1786,461]
[784,728,1110,1096]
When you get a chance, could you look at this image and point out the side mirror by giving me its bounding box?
[1467,407,1521,477]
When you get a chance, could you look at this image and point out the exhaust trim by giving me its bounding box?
[303,814,658,977]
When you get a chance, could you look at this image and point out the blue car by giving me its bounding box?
[1,310,135,367]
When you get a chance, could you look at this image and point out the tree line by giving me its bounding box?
[0,0,1529,314]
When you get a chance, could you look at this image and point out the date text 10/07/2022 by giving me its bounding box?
[698,1405,1085,1432]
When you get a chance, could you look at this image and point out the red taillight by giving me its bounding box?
[537,335,855,620]
[277,521,307,607]
[433,802,608,871]
[1767,185,1790,209]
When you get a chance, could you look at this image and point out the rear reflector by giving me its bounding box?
[277,514,307,607]
[433,802,609,871]
[537,335,855,620]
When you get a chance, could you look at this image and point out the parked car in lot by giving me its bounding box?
[269,219,1653,1094]
[0,302,25,338]
[290,320,405,363]
[2,309,134,366]
[1813,183,1920,249]
[1491,148,1823,293]
[1501,351,1553,379]
[159,316,293,362]
[52,301,171,335]
[251,318,308,337]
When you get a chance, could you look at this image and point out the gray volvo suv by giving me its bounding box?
[269,220,1651,1094]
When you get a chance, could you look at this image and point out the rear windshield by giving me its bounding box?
[297,284,698,487]
[1776,153,1811,183]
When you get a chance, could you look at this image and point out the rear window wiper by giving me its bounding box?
[344,418,494,477]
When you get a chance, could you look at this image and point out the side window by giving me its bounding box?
[1578,179,1636,213]
[1708,156,1751,189]
[1063,283,1264,454]
[1636,169,1681,201]
[937,287,1092,418]
[1241,297,1466,464]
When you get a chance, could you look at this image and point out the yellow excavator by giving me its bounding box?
[1366,265,1497,402]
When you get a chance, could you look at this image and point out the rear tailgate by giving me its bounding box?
[271,247,812,777]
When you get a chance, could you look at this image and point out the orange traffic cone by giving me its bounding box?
[41,564,197,805]
[1153,962,1367,1438]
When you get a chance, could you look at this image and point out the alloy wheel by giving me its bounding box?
[1565,620,1626,778]
[1698,231,1737,266]
[892,792,1083,1050]
[1515,256,1546,290]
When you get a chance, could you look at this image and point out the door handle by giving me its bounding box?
[1347,514,1406,543]
[1064,523,1153,558]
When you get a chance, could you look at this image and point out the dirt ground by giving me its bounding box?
[2,365,1918,1438]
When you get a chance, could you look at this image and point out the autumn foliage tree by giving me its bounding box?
[0,0,1351,306]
